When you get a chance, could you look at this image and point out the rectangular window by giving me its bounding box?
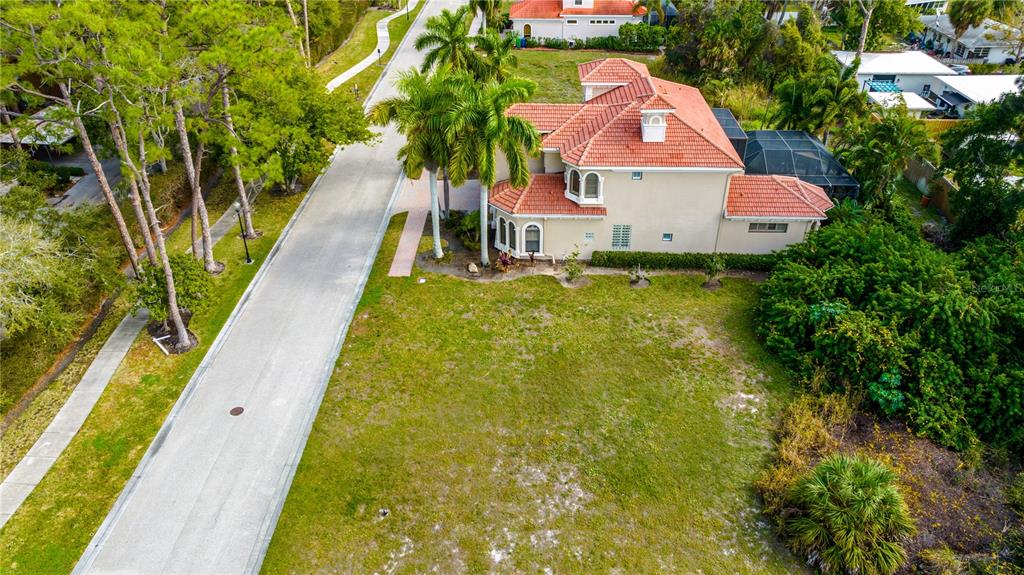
[662,233,673,242]
[955,42,966,56]
[525,226,540,252]
[611,224,632,250]
[567,19,577,24]
[748,222,789,233]
[574,0,582,5]
[975,47,991,58]
[584,232,595,242]
[632,171,642,180]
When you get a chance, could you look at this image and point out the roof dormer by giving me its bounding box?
[641,110,668,143]
[563,0,594,7]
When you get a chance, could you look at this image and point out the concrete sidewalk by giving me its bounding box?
[325,0,421,93]
[388,176,481,277]
[73,2,459,573]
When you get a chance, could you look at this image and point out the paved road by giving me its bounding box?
[325,0,421,93]
[73,2,458,573]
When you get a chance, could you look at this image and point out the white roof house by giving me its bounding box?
[833,50,955,94]
[0,106,75,147]
[930,74,1022,116]
[920,14,1020,64]
[868,91,937,117]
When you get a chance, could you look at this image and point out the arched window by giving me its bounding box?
[568,170,581,197]
[499,217,507,245]
[508,221,517,251]
[523,23,532,38]
[524,224,541,253]
[584,173,600,199]
[646,114,665,125]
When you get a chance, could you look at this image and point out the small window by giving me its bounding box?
[568,170,580,197]
[662,233,673,242]
[584,232,595,242]
[525,225,541,252]
[508,221,517,250]
[574,0,582,5]
[612,224,631,250]
[631,171,642,180]
[748,222,789,233]
[567,19,577,24]
[584,173,600,199]
[921,84,931,94]
[499,217,507,244]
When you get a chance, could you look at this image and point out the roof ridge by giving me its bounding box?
[577,102,637,166]
[774,175,827,217]
[665,94,743,168]
[511,175,532,213]
[543,104,601,145]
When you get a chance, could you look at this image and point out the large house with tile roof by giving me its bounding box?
[509,0,644,42]
[489,58,834,259]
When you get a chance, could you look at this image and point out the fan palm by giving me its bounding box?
[784,455,915,575]
[447,76,541,266]
[368,67,457,259]
[473,30,519,82]
[415,6,477,74]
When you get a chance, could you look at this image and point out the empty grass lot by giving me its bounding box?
[262,215,808,574]
[515,49,657,103]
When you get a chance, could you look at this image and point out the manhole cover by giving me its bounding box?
[230,406,244,416]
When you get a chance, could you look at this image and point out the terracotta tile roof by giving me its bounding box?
[489,173,608,216]
[508,58,745,169]
[506,103,584,133]
[510,0,643,18]
[727,175,834,219]
[509,0,562,19]
[577,58,650,83]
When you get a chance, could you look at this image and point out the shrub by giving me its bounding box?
[1008,473,1024,519]
[783,454,915,575]
[563,245,583,282]
[456,210,480,252]
[616,22,665,52]
[590,250,776,272]
[133,254,212,326]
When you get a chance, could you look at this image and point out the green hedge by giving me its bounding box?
[589,250,777,272]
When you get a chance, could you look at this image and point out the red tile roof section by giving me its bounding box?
[490,174,608,216]
[727,175,835,219]
[511,0,644,19]
[508,58,745,169]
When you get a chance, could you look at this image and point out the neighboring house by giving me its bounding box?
[905,0,946,13]
[920,14,1020,64]
[833,50,955,95]
[490,58,834,260]
[509,0,644,42]
[868,90,937,117]
[929,74,1023,116]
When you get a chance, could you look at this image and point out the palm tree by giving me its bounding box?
[368,67,455,259]
[948,0,994,41]
[415,6,477,74]
[784,455,915,575]
[468,0,501,32]
[447,75,541,267]
[633,0,665,25]
[473,30,519,82]
[808,58,864,143]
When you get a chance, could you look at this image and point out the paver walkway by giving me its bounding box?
[0,182,257,529]
[73,2,460,573]
[388,176,480,276]
[325,0,421,93]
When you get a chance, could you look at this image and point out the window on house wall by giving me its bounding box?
[632,171,642,180]
[499,217,507,244]
[568,170,581,197]
[975,47,991,58]
[748,222,789,233]
[584,232,595,242]
[574,0,582,5]
[508,221,518,250]
[955,43,966,56]
[611,224,631,249]
[567,19,577,24]
[525,225,541,252]
[584,173,600,199]
[662,233,673,242]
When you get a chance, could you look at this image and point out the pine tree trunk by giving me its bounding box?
[283,0,308,63]
[428,168,443,259]
[63,92,139,276]
[302,0,312,68]
[479,184,490,267]
[173,100,219,273]
[108,120,158,265]
[221,83,256,238]
[137,134,191,350]
[0,105,22,151]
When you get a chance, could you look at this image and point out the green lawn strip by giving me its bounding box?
[894,177,945,226]
[316,8,391,82]
[515,50,657,103]
[0,184,306,575]
[340,0,425,103]
[262,215,807,574]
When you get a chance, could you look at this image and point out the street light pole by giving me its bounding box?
[377,47,382,67]
[234,202,253,264]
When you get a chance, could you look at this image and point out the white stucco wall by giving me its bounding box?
[716,219,815,254]
[512,19,564,40]
[857,73,937,94]
[512,15,643,41]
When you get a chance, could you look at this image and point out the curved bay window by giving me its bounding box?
[583,173,600,200]
[499,217,507,245]
[508,221,517,251]
[568,170,581,197]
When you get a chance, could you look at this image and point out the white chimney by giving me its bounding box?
[642,111,667,143]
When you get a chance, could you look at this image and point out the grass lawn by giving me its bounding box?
[894,177,945,226]
[261,215,808,574]
[0,184,305,574]
[515,49,658,103]
[342,0,425,103]
[316,8,391,83]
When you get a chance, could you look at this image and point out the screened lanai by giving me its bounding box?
[742,130,860,200]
